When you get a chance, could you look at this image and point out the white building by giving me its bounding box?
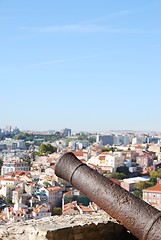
[69,140,90,150]
[121,176,150,191]
[32,204,51,220]
[0,139,26,151]
[0,185,15,199]
[68,141,77,149]
[105,154,125,172]
[88,153,125,172]
[132,137,143,145]
[1,161,30,175]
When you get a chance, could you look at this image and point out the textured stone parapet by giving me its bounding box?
[0,211,137,240]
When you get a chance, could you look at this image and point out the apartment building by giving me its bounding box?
[1,161,30,175]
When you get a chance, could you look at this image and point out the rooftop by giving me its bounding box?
[143,184,161,192]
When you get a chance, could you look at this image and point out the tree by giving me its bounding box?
[109,172,125,180]
[134,181,152,190]
[153,154,158,160]
[4,197,12,205]
[52,207,62,215]
[133,181,153,199]
[102,147,111,152]
[88,136,96,144]
[39,143,57,155]
[13,132,34,141]
[150,169,161,179]
[102,146,117,152]
[117,166,130,176]
[0,158,3,175]
[148,169,161,185]
[43,181,51,187]
[0,158,3,167]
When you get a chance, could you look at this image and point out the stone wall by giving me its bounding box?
[0,211,137,240]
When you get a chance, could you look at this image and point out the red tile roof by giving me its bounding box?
[143,184,161,192]
[99,156,106,160]
[2,178,17,182]
[110,178,121,185]
[136,145,143,148]
[46,186,61,191]
[79,204,93,212]
[71,151,84,156]
[46,157,53,162]
[33,204,49,213]
[5,170,31,178]
[149,202,157,205]
[64,191,73,196]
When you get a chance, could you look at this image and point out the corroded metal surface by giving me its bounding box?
[55,152,161,240]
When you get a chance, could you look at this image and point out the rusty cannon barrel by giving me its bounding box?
[55,152,161,240]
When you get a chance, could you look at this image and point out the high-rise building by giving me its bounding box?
[123,135,130,145]
[5,125,12,133]
[113,135,120,145]
[62,128,71,137]
[132,137,143,145]
[96,135,114,146]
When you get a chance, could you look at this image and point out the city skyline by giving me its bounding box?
[0,125,161,135]
[1,1,161,132]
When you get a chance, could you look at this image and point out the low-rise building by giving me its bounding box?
[1,161,30,175]
[143,184,161,207]
[105,154,125,172]
[43,186,63,211]
[136,154,153,169]
[87,152,125,172]
[63,201,97,215]
[121,176,150,192]
[12,187,23,204]
[32,204,51,219]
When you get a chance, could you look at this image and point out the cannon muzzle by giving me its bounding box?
[55,152,161,240]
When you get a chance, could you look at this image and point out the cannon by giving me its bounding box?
[55,152,161,240]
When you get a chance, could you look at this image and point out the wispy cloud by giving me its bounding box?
[20,6,161,35]
[83,10,132,24]
[19,6,161,35]
[29,54,104,67]
[24,24,105,33]
[22,24,161,34]
[21,9,132,34]
[0,54,103,72]
[108,10,131,18]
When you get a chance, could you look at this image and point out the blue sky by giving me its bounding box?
[0,0,161,132]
